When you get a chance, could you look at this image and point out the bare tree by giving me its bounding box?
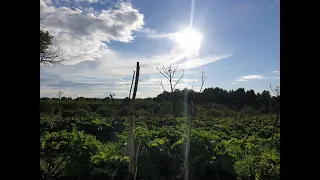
[199,71,207,93]
[269,85,280,149]
[54,90,64,100]
[157,64,184,120]
[183,71,207,180]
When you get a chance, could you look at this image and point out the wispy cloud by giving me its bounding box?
[40,0,232,98]
[41,48,230,98]
[231,75,267,84]
[272,70,280,79]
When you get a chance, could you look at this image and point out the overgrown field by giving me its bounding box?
[40,101,280,180]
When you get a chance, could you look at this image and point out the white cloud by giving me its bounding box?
[232,74,267,84]
[40,0,232,98]
[177,54,231,70]
[182,78,199,83]
[40,0,144,65]
[41,47,230,98]
[272,70,280,79]
[74,0,98,3]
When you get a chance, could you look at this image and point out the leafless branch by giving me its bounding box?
[173,69,184,90]
[157,66,170,81]
[270,85,280,97]
[157,77,167,92]
[199,71,207,93]
[40,45,65,66]
[54,90,64,99]
[157,64,184,92]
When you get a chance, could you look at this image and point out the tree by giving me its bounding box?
[162,101,173,115]
[199,71,207,93]
[175,100,185,117]
[40,23,64,66]
[184,71,207,180]
[157,64,184,121]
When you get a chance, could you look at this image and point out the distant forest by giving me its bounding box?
[40,87,279,118]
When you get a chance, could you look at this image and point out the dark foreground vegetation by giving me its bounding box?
[40,87,280,180]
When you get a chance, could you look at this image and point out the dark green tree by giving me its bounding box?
[162,101,173,115]
[40,24,64,65]
[175,100,185,117]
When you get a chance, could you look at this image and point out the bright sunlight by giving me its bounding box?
[173,27,203,57]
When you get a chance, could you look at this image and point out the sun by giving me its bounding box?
[173,27,203,57]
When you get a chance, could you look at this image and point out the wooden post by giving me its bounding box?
[128,62,140,180]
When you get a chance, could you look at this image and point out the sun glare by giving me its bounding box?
[174,28,202,57]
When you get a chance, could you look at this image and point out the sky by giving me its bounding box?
[40,0,280,98]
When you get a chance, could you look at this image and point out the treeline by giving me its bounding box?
[40,87,279,117]
[156,87,279,113]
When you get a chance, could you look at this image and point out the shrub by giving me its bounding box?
[162,101,173,115]
[62,110,74,118]
[135,108,146,117]
[74,109,89,118]
[54,106,62,115]
[81,104,92,112]
[97,107,108,117]
[207,108,224,117]
[119,106,130,116]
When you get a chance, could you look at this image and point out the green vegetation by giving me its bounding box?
[40,87,280,180]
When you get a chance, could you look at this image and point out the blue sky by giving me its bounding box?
[40,0,279,98]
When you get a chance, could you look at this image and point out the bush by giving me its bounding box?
[162,101,173,115]
[207,108,224,117]
[40,101,53,113]
[119,106,130,116]
[135,108,146,117]
[74,109,89,118]
[61,110,74,118]
[234,150,280,180]
[54,106,62,115]
[97,107,108,117]
[176,100,186,117]
[81,104,92,112]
